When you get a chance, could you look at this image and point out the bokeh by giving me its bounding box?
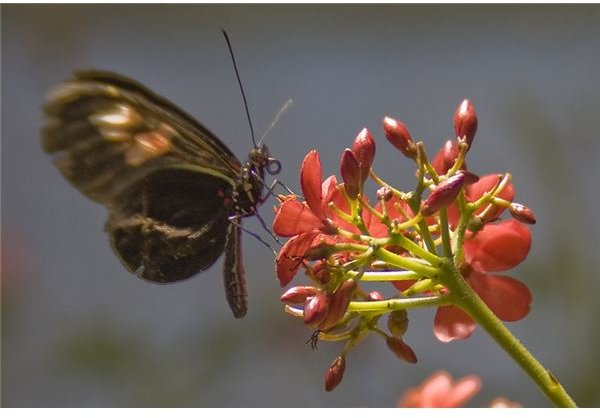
[2,4,599,407]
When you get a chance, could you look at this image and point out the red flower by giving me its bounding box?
[274,150,365,286]
[434,219,532,342]
[399,370,481,407]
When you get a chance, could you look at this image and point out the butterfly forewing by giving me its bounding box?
[42,70,242,203]
[41,70,270,318]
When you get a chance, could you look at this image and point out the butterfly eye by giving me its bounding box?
[267,158,282,175]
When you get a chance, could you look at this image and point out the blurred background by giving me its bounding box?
[2,4,599,407]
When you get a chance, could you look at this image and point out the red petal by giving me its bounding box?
[433,306,476,342]
[464,219,531,272]
[328,180,361,233]
[419,372,453,407]
[273,199,322,237]
[369,195,413,237]
[466,174,515,221]
[392,280,416,292]
[469,272,532,321]
[446,202,461,229]
[446,375,482,407]
[300,150,324,219]
[275,231,320,286]
[321,175,338,204]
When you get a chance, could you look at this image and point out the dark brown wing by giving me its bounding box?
[106,167,231,283]
[41,70,242,204]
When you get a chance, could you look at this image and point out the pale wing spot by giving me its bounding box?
[125,130,172,166]
[99,127,133,142]
[89,104,143,129]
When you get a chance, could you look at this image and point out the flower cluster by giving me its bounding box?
[273,99,535,391]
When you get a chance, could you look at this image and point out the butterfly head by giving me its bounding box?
[249,144,282,176]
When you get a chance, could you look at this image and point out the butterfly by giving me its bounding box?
[41,69,281,318]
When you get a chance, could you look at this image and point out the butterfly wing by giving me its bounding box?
[41,71,243,285]
[42,70,243,204]
[107,167,232,283]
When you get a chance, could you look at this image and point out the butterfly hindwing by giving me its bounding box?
[107,167,231,283]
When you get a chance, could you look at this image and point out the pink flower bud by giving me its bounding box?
[421,172,466,216]
[324,356,346,392]
[303,292,330,327]
[454,99,478,148]
[387,309,409,337]
[386,337,418,364]
[383,116,417,159]
[319,279,357,330]
[509,203,536,225]
[351,128,376,183]
[368,290,384,301]
[280,286,318,304]
[340,148,361,199]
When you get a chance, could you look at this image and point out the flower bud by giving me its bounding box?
[387,309,409,337]
[383,116,417,159]
[421,172,466,216]
[280,286,318,304]
[386,337,418,364]
[324,356,346,392]
[376,186,393,202]
[351,128,376,183]
[431,140,462,175]
[462,170,480,186]
[368,290,384,301]
[340,148,361,199]
[509,203,536,225]
[303,292,330,327]
[319,279,357,330]
[454,99,478,148]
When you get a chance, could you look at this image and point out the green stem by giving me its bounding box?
[385,234,441,266]
[352,270,423,282]
[452,192,470,264]
[438,208,453,258]
[348,294,451,313]
[374,248,438,277]
[439,260,577,408]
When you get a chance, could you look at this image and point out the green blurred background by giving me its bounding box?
[2,4,599,407]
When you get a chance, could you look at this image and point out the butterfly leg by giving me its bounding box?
[228,215,278,256]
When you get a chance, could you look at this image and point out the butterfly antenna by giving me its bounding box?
[258,99,294,146]
[222,29,257,148]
